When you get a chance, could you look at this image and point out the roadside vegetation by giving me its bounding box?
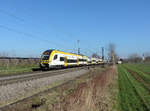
[51,66,117,111]
[118,64,150,111]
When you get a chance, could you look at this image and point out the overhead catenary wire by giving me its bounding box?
[0,23,103,56]
[0,24,75,52]
[0,24,56,46]
[0,9,95,52]
[0,9,33,25]
[0,9,101,56]
[0,9,76,42]
[0,24,101,56]
[0,9,83,53]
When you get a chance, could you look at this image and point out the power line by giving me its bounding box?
[0,9,82,52]
[0,9,100,54]
[0,24,74,52]
[0,9,76,42]
[0,24,54,45]
[0,9,43,29]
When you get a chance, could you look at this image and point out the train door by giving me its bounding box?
[86,59,88,65]
[64,56,67,67]
[77,57,79,66]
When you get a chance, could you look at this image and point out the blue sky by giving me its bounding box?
[0,0,150,58]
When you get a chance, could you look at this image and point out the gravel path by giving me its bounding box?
[0,69,88,107]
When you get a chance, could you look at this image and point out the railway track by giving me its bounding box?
[0,75,82,111]
[0,66,92,86]
[0,65,104,111]
[0,77,80,111]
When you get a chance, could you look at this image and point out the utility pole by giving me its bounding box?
[77,40,80,55]
[78,48,80,55]
[102,47,104,60]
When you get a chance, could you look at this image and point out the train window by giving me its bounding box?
[67,59,77,63]
[42,55,49,60]
[79,59,82,61]
[79,59,87,62]
[60,57,64,61]
[54,55,58,60]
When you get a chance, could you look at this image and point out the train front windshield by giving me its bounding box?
[42,55,49,60]
[41,50,53,60]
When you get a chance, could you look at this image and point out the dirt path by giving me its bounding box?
[51,66,118,111]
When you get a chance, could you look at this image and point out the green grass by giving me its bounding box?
[0,65,39,75]
[127,63,150,74]
[123,64,150,85]
[118,65,150,111]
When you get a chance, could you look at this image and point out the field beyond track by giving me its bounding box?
[0,58,39,75]
[118,63,150,111]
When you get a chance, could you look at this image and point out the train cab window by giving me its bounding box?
[54,55,58,60]
[60,57,64,61]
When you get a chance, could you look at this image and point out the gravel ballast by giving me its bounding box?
[0,69,88,107]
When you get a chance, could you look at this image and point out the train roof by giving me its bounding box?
[43,49,90,58]
[44,49,82,57]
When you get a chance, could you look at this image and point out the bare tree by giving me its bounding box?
[91,53,101,59]
[108,43,118,65]
[144,52,150,57]
[128,53,141,63]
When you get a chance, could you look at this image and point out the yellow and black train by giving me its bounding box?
[40,49,103,69]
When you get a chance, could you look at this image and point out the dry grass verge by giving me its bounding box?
[51,66,118,111]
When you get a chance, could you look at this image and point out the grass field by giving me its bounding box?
[0,65,39,75]
[0,58,39,75]
[118,64,150,111]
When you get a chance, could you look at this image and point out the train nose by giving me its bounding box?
[40,60,49,63]
[40,62,49,68]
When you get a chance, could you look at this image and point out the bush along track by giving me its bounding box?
[118,65,150,111]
